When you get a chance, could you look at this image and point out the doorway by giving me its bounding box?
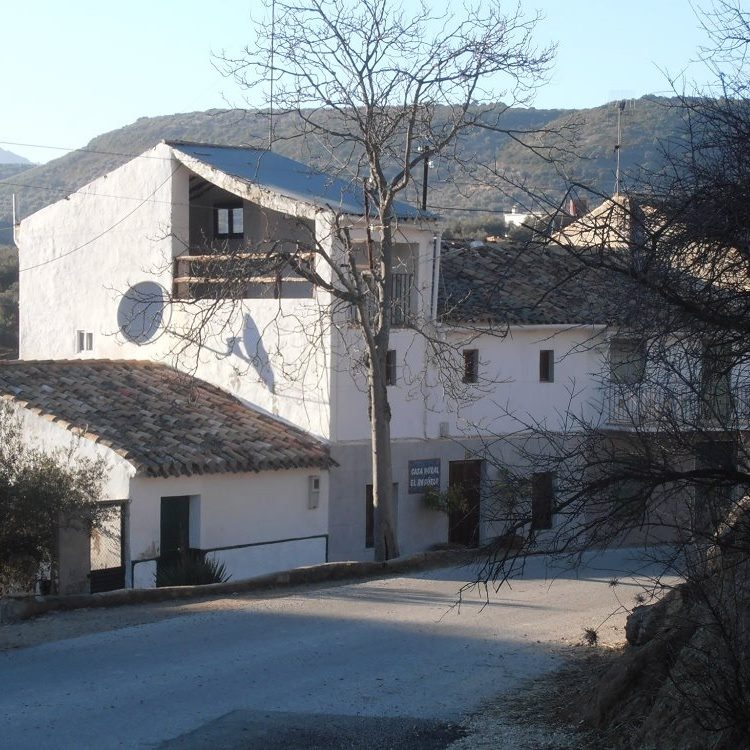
[448,460,482,547]
[89,502,125,593]
[159,495,191,568]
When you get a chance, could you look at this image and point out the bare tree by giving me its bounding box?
[186,0,555,561]
[465,2,750,744]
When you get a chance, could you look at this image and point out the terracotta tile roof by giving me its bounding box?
[438,242,624,326]
[0,360,330,477]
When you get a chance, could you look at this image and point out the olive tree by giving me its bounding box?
[0,403,107,595]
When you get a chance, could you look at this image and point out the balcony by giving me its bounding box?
[172,250,314,300]
[605,381,750,430]
[349,272,415,328]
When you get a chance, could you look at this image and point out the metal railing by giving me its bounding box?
[605,381,750,429]
[130,533,329,587]
[352,272,415,327]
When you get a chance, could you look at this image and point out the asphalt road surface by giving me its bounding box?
[1,549,668,749]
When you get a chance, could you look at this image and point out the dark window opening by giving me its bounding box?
[610,339,646,385]
[463,349,479,384]
[214,205,244,238]
[531,472,554,530]
[539,350,554,383]
[385,350,397,386]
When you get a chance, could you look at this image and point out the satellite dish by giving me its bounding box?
[117,282,168,344]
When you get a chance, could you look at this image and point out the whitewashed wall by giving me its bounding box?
[5,402,135,501]
[129,468,329,588]
[331,324,608,443]
[17,145,175,362]
[16,144,333,438]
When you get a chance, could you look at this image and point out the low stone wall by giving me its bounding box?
[0,549,477,624]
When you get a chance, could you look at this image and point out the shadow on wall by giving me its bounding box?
[226,313,276,393]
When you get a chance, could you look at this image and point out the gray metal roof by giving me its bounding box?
[168,141,429,220]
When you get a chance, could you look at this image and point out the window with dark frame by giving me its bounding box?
[463,349,479,383]
[385,349,397,386]
[610,339,646,385]
[539,349,554,383]
[531,471,554,530]
[214,205,244,238]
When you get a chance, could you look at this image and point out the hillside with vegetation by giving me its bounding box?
[0,96,689,246]
[0,97,691,352]
[0,245,17,358]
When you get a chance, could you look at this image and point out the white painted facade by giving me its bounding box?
[4,399,329,590]
[15,142,619,566]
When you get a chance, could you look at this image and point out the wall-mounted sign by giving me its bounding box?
[408,459,441,494]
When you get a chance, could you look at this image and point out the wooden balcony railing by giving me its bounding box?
[172,251,314,300]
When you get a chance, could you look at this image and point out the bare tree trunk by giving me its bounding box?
[369,214,399,561]
[370,355,399,561]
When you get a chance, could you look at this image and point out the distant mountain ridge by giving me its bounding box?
[0,147,31,165]
[0,97,688,243]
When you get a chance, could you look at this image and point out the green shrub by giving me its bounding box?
[155,552,230,587]
[422,484,468,514]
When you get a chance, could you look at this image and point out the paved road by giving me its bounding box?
[0,549,668,749]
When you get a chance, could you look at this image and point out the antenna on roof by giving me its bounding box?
[269,0,276,151]
[613,99,634,196]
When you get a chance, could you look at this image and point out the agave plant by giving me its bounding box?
[155,551,230,587]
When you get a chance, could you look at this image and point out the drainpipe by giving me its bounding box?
[12,194,18,246]
[430,233,439,320]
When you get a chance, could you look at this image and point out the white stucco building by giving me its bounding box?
[9,141,664,591]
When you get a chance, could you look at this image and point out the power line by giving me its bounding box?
[0,139,188,163]
[18,167,179,274]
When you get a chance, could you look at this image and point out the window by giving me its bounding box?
[531,472,554,530]
[214,205,244,238]
[539,350,554,382]
[308,476,320,509]
[76,330,93,353]
[463,349,479,384]
[700,342,733,421]
[385,350,397,386]
[610,339,645,385]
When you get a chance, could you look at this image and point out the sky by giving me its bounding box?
[2,0,720,165]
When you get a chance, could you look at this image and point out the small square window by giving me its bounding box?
[214,205,244,238]
[385,350,397,386]
[463,349,479,383]
[539,350,554,383]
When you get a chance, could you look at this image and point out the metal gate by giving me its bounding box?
[90,502,125,593]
